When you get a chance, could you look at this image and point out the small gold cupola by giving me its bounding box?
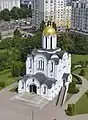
[42,22,57,50]
[43,23,56,36]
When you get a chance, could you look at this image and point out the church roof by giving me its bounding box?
[43,25,56,36]
[23,74,32,81]
[21,72,57,89]
[51,58,59,65]
[56,50,65,59]
[33,72,46,85]
[44,78,57,89]
[31,48,65,60]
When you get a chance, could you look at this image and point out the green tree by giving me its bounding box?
[13,29,22,38]
[18,7,27,18]
[40,20,45,31]
[57,32,75,52]
[10,7,19,20]
[11,61,20,77]
[19,62,26,76]
[1,9,10,21]
[20,32,42,62]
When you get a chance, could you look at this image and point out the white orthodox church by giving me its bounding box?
[18,24,72,102]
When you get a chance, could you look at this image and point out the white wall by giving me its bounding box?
[18,80,26,93]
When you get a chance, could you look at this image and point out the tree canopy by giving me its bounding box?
[0,4,32,21]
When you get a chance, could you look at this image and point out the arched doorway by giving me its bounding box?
[30,84,37,94]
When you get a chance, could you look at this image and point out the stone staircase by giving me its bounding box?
[10,92,49,109]
[56,86,66,107]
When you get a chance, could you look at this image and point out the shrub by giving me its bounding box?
[0,81,5,88]
[85,90,88,96]
[68,82,79,94]
[79,69,85,76]
[66,104,75,116]
[72,74,82,84]
[11,61,20,77]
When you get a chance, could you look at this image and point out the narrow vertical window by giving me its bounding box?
[51,62,53,72]
[43,61,44,70]
[50,37,52,49]
[29,59,32,68]
[44,86,46,94]
[46,37,47,49]
[39,61,41,69]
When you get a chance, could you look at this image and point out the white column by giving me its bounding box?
[42,36,46,49]
[47,36,50,49]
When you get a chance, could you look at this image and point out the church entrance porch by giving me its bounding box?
[30,84,37,94]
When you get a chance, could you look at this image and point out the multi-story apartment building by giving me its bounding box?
[32,0,71,31]
[0,0,20,11]
[71,0,88,34]
[65,3,72,29]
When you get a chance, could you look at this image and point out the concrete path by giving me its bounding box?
[0,75,88,120]
[63,74,88,109]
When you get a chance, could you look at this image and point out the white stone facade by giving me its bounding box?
[18,25,72,101]
[0,0,20,11]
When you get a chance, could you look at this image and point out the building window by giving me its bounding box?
[32,79,34,82]
[46,37,47,48]
[76,3,78,8]
[43,86,46,94]
[81,3,83,8]
[51,62,53,72]
[29,59,32,68]
[50,37,52,49]
[38,59,44,70]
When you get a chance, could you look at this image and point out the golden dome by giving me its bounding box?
[43,25,56,36]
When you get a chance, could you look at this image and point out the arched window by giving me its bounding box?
[37,58,44,70]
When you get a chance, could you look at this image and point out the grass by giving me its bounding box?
[65,93,73,102]
[75,92,88,115]
[10,86,18,92]
[72,54,88,64]
[0,69,17,88]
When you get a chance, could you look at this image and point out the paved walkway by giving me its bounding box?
[63,74,88,109]
[0,75,88,120]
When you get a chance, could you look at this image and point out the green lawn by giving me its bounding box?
[72,54,88,64]
[75,92,88,115]
[0,69,17,88]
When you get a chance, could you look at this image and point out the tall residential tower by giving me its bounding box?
[71,0,88,34]
[32,0,71,30]
[0,0,20,11]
